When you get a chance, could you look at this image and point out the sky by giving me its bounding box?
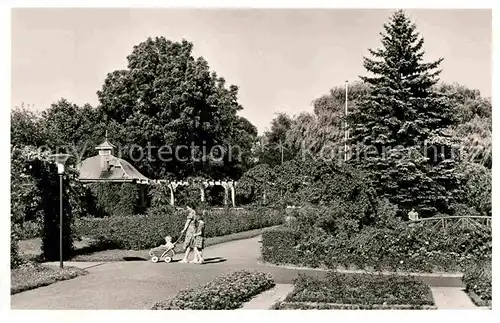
[11,8,492,133]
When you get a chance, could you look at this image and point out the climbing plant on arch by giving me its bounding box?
[11,145,95,260]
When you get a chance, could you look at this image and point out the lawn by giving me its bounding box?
[11,262,87,294]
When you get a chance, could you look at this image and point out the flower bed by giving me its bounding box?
[272,272,435,310]
[463,262,491,307]
[151,270,275,310]
[11,262,87,294]
[74,207,283,250]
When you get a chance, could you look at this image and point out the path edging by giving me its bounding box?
[241,284,294,310]
[258,261,463,278]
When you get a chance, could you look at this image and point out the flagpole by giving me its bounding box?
[344,80,349,161]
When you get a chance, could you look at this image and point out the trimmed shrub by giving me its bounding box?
[463,262,491,306]
[274,302,436,310]
[152,270,275,310]
[74,207,283,250]
[284,272,434,307]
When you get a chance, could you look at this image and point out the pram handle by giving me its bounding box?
[173,230,185,245]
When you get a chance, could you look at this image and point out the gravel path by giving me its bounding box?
[10,236,467,310]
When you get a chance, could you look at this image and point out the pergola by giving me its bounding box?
[77,137,238,207]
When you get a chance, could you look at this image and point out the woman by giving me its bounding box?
[192,211,205,264]
[179,206,197,263]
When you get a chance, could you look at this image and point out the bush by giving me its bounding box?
[457,162,491,216]
[463,262,491,306]
[12,220,43,240]
[237,158,377,219]
[152,270,275,310]
[74,207,284,250]
[284,272,434,307]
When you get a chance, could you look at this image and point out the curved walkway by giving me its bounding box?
[10,236,467,309]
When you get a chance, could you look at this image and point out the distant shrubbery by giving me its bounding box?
[11,220,42,240]
[88,182,141,217]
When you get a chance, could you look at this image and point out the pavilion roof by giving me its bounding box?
[78,155,150,183]
[77,137,149,183]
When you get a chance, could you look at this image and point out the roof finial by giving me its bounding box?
[105,130,108,141]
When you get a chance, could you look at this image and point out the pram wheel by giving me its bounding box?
[151,256,159,263]
[164,256,172,263]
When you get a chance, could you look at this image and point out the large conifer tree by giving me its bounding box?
[349,10,462,217]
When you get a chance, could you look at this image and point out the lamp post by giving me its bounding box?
[50,153,71,270]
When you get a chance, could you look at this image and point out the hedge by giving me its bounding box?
[151,270,275,310]
[74,207,283,250]
[261,221,492,273]
[284,272,434,307]
[463,262,492,307]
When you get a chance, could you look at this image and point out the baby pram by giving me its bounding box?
[148,235,183,263]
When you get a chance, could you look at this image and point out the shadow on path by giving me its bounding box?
[123,256,147,261]
[202,257,227,264]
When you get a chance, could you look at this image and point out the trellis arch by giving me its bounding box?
[151,179,237,207]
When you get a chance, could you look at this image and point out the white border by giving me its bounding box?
[1,1,498,322]
[0,0,496,9]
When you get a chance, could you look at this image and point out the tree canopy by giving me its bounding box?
[97,37,258,180]
[348,10,463,217]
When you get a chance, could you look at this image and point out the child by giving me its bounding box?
[163,236,175,250]
[192,212,205,264]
